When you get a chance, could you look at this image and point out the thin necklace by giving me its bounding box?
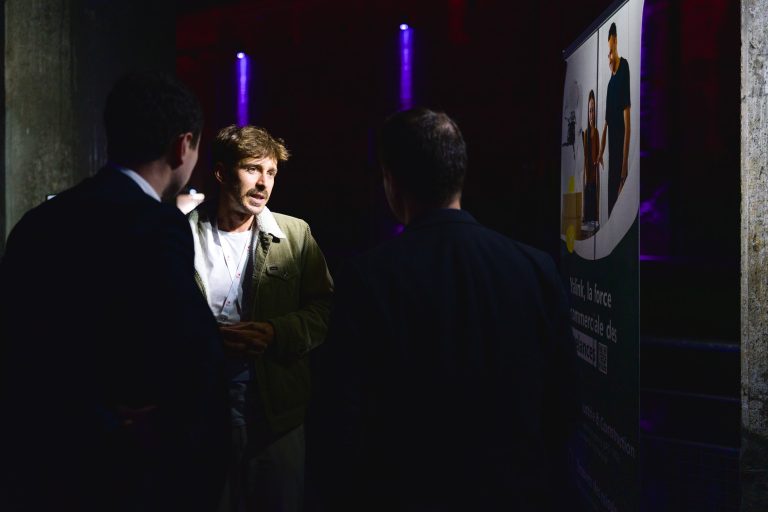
[214,219,252,302]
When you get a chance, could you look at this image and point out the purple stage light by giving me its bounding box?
[237,52,249,126]
[399,25,412,110]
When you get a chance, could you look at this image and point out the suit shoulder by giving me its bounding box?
[156,201,189,226]
[471,225,558,276]
[508,238,551,262]
[509,238,558,273]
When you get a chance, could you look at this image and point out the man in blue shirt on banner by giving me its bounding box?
[600,21,632,216]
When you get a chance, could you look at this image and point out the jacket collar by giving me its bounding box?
[256,207,287,239]
[405,208,478,231]
[194,201,287,240]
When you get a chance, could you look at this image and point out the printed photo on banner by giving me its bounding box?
[561,2,641,260]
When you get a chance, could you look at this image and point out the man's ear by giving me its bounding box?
[213,162,226,184]
[382,167,402,197]
[170,132,194,169]
[380,166,406,224]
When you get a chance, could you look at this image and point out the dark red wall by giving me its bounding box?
[176,0,739,297]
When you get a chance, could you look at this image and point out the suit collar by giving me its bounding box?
[111,165,161,202]
[405,208,477,231]
[93,166,159,203]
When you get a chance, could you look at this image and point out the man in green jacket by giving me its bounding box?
[188,125,333,512]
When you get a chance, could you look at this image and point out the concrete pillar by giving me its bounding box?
[741,0,768,509]
[2,0,175,253]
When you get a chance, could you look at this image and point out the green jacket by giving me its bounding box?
[188,203,333,434]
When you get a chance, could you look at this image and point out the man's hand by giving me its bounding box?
[219,321,275,358]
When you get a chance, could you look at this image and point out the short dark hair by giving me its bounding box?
[378,107,466,205]
[104,72,203,165]
[608,22,617,40]
[212,125,289,172]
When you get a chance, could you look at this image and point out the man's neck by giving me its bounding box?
[402,196,461,225]
[612,55,621,75]
[216,202,254,233]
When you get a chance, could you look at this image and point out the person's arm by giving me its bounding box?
[305,261,367,511]
[144,205,229,510]
[592,129,601,222]
[619,106,631,193]
[581,130,588,215]
[582,130,588,181]
[598,122,607,168]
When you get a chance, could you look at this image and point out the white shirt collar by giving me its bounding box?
[113,164,161,202]
[256,207,287,239]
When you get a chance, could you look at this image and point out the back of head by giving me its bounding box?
[104,71,203,167]
[212,124,290,170]
[378,107,467,206]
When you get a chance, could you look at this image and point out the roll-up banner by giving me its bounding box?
[561,0,643,510]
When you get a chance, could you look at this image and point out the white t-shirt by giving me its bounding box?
[206,227,252,325]
[205,225,254,411]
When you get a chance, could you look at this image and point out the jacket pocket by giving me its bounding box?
[261,264,300,314]
[264,264,298,281]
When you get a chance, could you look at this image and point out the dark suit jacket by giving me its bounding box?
[307,209,576,512]
[0,167,228,512]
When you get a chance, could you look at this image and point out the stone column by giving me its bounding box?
[4,1,76,249]
[2,0,174,252]
[742,0,768,509]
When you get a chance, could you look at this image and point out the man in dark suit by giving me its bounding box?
[307,108,576,511]
[0,72,228,511]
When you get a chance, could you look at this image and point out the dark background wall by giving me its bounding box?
[177,0,616,270]
[176,0,739,292]
[177,1,741,509]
